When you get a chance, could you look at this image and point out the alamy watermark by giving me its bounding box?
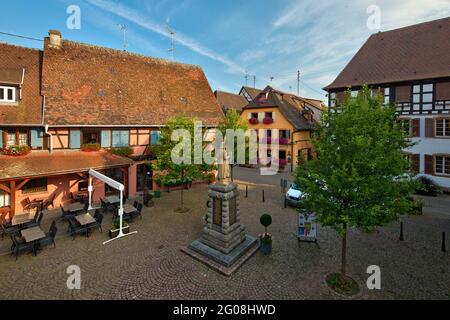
[66,265,81,290]
[367,5,381,30]
[66,5,81,30]
[366,265,381,290]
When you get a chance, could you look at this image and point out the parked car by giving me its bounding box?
[285,183,304,207]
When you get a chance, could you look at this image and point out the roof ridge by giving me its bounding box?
[375,16,449,35]
[0,41,42,53]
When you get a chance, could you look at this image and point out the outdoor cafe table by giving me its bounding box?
[63,202,85,213]
[11,214,32,227]
[75,213,96,237]
[21,226,46,256]
[105,195,120,205]
[123,204,137,214]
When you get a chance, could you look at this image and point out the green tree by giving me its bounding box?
[217,108,249,181]
[153,115,215,212]
[295,86,417,279]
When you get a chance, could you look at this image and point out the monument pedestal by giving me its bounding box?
[181,182,259,276]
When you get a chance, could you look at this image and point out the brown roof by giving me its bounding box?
[0,150,133,181]
[324,18,450,90]
[215,90,248,113]
[0,43,43,125]
[243,86,324,130]
[41,37,223,126]
[240,86,262,100]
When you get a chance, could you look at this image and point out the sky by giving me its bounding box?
[0,0,449,101]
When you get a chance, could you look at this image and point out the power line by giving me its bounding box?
[0,31,43,42]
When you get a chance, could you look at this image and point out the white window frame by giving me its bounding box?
[435,155,450,176]
[435,118,450,137]
[0,86,17,103]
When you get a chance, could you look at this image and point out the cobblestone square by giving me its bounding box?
[0,167,448,300]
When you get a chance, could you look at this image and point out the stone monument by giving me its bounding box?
[181,143,259,276]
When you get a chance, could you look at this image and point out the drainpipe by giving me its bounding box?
[45,124,53,153]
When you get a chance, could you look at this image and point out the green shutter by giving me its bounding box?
[70,130,81,149]
[30,128,43,148]
[101,130,111,148]
[151,130,161,145]
[0,128,2,147]
[112,130,129,147]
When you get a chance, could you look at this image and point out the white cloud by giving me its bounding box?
[85,0,246,74]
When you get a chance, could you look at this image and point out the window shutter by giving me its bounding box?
[69,130,81,149]
[247,113,251,120]
[395,86,411,102]
[411,118,420,137]
[0,128,2,147]
[258,112,264,121]
[101,130,111,148]
[120,130,129,147]
[272,112,276,120]
[30,128,43,148]
[150,131,161,145]
[411,154,420,174]
[424,155,434,174]
[425,118,434,137]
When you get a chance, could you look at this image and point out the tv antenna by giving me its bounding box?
[166,24,176,60]
[118,24,128,51]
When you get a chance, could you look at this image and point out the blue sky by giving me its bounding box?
[1,0,449,100]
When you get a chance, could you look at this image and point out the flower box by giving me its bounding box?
[1,145,31,157]
[81,143,101,152]
[279,138,289,145]
[263,117,274,125]
[279,159,288,167]
[249,118,259,125]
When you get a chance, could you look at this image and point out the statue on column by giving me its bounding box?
[217,142,231,184]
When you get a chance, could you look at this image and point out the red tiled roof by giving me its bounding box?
[324,18,450,90]
[0,151,133,181]
[215,90,248,113]
[41,38,223,126]
[0,43,43,125]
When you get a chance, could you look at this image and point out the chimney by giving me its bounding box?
[48,30,62,49]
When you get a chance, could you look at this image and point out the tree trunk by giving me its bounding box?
[181,185,184,210]
[341,223,347,276]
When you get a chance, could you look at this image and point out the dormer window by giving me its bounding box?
[0,86,16,103]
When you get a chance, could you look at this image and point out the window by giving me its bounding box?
[398,119,411,136]
[22,179,47,194]
[0,86,16,103]
[436,119,450,137]
[280,130,290,139]
[265,112,273,119]
[82,128,100,145]
[435,155,450,175]
[112,130,129,147]
[0,185,10,208]
[6,130,27,146]
[6,131,16,147]
[251,113,258,119]
[78,180,88,192]
[413,83,434,111]
[384,87,391,105]
[351,90,358,97]
[329,92,336,107]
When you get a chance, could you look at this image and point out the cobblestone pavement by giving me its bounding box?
[0,167,449,300]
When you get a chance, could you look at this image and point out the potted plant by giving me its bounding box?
[109,219,130,238]
[154,188,161,198]
[143,193,154,207]
[415,176,441,197]
[259,214,273,254]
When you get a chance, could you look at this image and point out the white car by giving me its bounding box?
[285,184,304,206]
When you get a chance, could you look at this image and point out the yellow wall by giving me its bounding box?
[240,107,314,171]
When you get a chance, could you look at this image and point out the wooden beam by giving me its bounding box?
[16,179,30,191]
[76,172,87,179]
[0,183,10,194]
[10,181,16,218]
